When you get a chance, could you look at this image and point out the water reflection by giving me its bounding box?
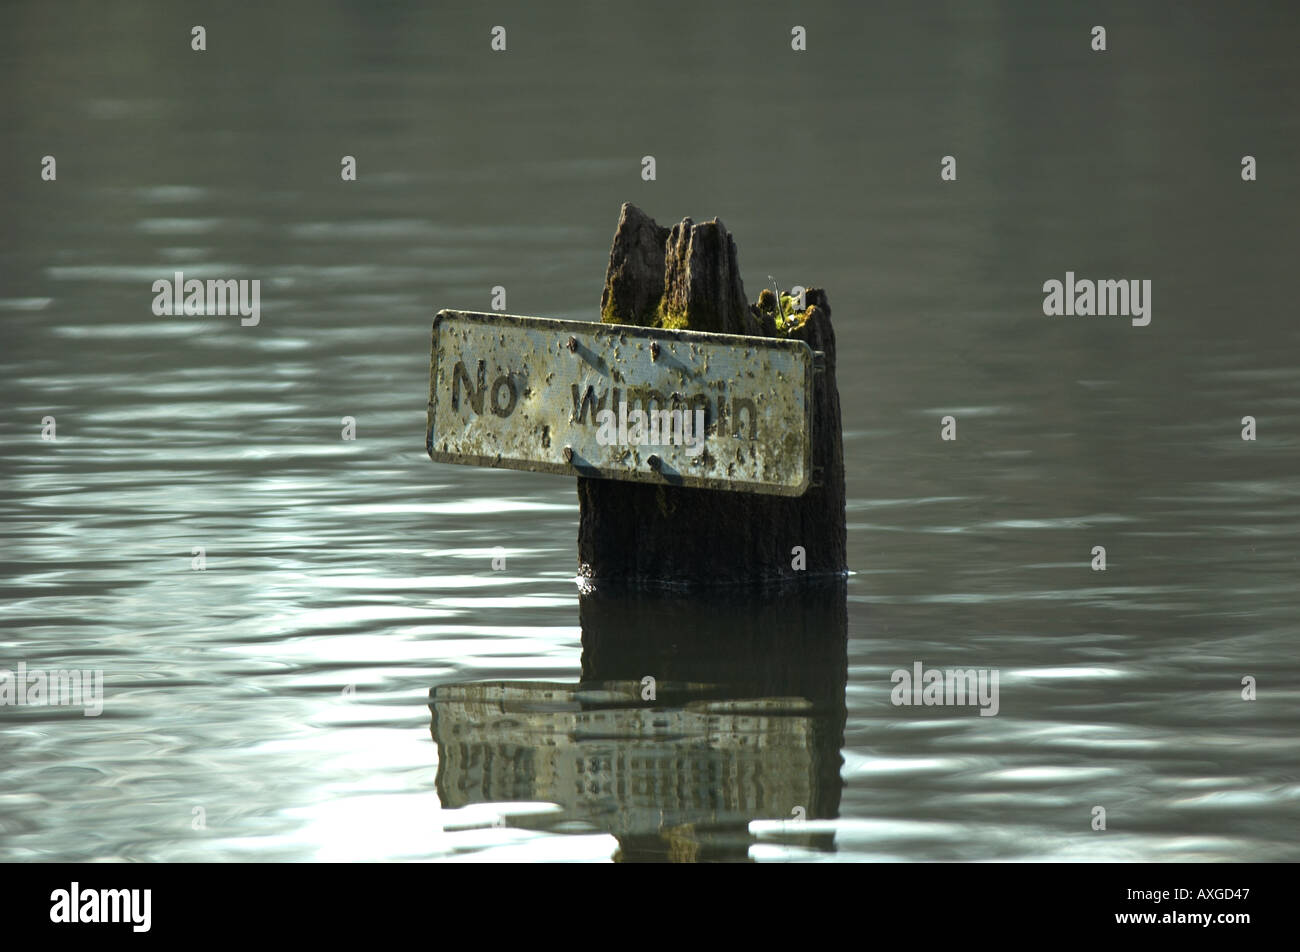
[430,581,847,862]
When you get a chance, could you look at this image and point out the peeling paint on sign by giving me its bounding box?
[427,310,815,495]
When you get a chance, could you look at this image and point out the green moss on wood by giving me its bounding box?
[754,287,811,337]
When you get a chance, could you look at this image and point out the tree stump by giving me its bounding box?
[577,203,846,586]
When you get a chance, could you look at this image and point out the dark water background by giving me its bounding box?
[2,1,1298,861]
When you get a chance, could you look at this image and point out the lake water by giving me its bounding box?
[2,1,1298,862]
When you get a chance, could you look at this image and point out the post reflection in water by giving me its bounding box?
[429,580,848,862]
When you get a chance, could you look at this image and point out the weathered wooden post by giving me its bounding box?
[578,203,846,586]
[426,203,846,586]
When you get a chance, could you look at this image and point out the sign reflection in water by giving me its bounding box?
[430,581,847,862]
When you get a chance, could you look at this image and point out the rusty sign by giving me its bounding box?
[426,310,815,495]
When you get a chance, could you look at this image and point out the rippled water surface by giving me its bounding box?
[2,1,1299,861]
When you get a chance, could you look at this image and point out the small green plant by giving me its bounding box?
[766,275,804,332]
